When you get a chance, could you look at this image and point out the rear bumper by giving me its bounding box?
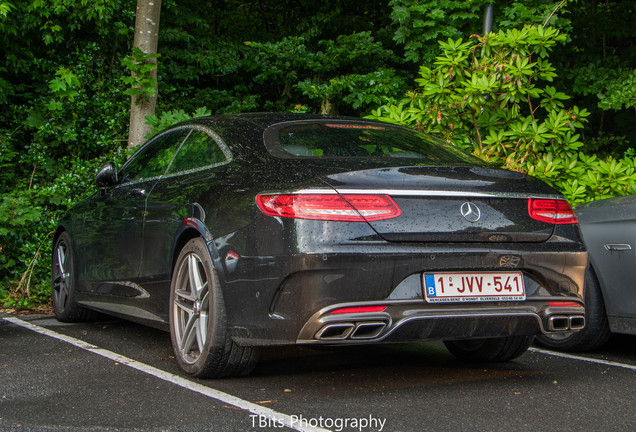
[225,242,587,346]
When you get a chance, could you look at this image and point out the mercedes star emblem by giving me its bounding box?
[460,202,481,223]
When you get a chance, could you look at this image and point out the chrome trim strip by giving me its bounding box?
[293,188,562,200]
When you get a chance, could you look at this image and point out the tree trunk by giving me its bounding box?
[127,0,162,149]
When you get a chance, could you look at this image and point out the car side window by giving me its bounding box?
[119,129,191,184]
[167,129,229,174]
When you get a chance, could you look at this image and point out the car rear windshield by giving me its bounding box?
[264,120,485,165]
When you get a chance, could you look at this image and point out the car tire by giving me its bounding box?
[51,232,97,322]
[444,335,534,362]
[535,267,611,352]
[169,237,260,378]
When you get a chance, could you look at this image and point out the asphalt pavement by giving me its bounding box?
[2,311,635,432]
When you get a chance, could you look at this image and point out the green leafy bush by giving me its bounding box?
[0,43,131,309]
[245,32,406,114]
[370,25,636,204]
[389,0,572,65]
[145,107,212,137]
[122,47,161,101]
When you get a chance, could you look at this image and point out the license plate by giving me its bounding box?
[423,272,526,303]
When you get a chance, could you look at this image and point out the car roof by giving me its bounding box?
[193,112,388,130]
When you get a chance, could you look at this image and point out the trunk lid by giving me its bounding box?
[323,166,559,243]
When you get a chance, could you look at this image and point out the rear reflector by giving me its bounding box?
[528,199,578,224]
[548,301,583,308]
[330,306,387,314]
[256,194,401,222]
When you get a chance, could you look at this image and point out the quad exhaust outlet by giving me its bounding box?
[547,315,585,332]
[315,321,387,340]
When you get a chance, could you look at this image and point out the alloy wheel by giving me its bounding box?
[172,252,210,364]
[52,241,71,313]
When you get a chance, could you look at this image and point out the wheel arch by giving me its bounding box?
[51,224,78,267]
[52,224,84,270]
[169,218,224,281]
[585,257,607,303]
[52,224,68,247]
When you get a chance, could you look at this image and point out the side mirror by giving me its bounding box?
[96,162,118,188]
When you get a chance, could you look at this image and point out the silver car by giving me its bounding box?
[536,195,636,351]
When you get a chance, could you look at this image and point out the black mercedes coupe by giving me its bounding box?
[52,113,588,377]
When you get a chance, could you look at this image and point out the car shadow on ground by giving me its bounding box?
[601,333,636,356]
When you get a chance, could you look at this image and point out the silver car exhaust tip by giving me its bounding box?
[315,321,387,340]
[569,315,585,331]
[315,323,355,340]
[547,315,586,332]
[548,315,570,331]
[349,322,387,340]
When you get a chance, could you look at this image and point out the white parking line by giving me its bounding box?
[4,317,330,432]
[529,347,636,371]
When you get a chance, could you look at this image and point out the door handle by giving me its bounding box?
[604,243,632,251]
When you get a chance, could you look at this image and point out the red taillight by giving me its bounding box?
[256,193,401,222]
[330,306,387,314]
[528,199,578,224]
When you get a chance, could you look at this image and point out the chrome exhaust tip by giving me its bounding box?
[350,322,386,340]
[315,323,355,340]
[548,315,570,331]
[569,315,585,331]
